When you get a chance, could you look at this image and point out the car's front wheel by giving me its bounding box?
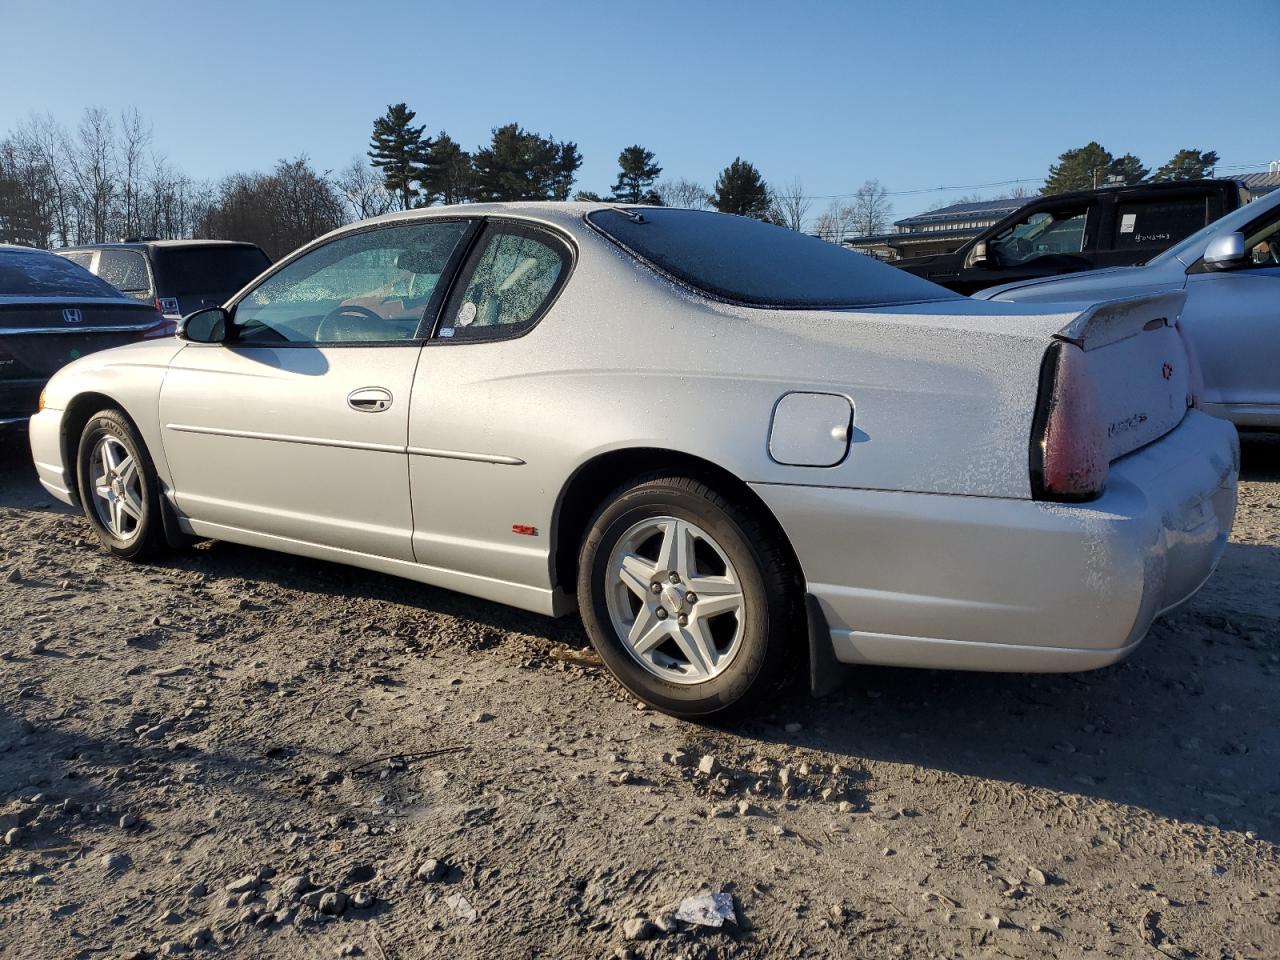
[76,409,163,559]
[577,474,799,718]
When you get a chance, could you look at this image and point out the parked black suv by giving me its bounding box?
[55,239,270,319]
[893,179,1247,294]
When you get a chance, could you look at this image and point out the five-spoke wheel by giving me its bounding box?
[76,409,162,559]
[579,474,799,717]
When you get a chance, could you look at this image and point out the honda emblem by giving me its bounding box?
[62,308,83,324]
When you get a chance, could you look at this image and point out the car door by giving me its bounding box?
[961,202,1097,293]
[159,218,476,560]
[405,219,573,604]
[1183,207,1280,421]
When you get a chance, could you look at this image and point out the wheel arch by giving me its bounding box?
[60,391,132,505]
[550,446,806,597]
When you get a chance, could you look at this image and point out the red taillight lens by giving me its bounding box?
[1030,341,1108,501]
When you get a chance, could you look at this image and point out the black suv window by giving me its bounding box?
[989,208,1089,266]
[96,249,152,296]
[155,246,270,297]
[1113,198,1207,253]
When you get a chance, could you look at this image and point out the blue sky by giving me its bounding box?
[3,0,1276,221]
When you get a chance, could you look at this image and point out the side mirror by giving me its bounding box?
[1203,232,1246,271]
[966,241,988,268]
[178,307,231,343]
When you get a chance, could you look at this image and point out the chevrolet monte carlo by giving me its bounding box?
[29,204,1239,717]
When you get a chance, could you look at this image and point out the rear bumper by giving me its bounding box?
[28,407,76,505]
[753,409,1238,673]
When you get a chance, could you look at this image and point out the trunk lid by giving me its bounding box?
[1052,291,1190,461]
[0,299,169,381]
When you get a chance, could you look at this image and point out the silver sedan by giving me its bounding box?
[975,187,1280,429]
[29,203,1238,717]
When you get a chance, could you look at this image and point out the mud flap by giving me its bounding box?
[159,491,194,549]
[806,594,849,698]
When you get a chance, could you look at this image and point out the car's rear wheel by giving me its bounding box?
[76,409,163,559]
[577,474,799,718]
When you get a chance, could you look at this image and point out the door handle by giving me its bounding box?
[347,387,393,413]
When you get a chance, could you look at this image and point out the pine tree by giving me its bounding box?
[1151,148,1220,182]
[1107,153,1150,186]
[423,132,471,205]
[611,145,662,203]
[471,124,580,201]
[367,103,432,210]
[712,158,772,219]
[1042,142,1114,194]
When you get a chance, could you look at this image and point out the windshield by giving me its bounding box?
[0,249,122,298]
[156,246,271,297]
[588,208,958,308]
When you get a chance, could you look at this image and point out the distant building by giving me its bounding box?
[1239,163,1280,199]
[843,196,1025,261]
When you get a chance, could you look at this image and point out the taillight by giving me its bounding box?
[1030,341,1108,501]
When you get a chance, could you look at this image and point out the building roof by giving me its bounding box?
[1238,170,1280,195]
[845,227,987,248]
[894,196,1026,229]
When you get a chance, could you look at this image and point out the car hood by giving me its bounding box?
[971,264,1183,303]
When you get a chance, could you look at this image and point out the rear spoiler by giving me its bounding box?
[1054,291,1186,351]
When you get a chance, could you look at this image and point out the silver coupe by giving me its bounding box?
[29,204,1239,717]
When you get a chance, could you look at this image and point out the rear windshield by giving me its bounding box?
[155,246,270,297]
[0,249,122,298]
[587,208,958,308]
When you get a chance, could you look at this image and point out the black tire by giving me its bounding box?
[577,473,800,718]
[75,409,164,560]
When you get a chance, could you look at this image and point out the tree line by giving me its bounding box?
[0,103,1229,258]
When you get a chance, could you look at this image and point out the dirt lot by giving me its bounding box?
[0,429,1277,960]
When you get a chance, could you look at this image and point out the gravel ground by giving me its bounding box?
[1,428,1278,960]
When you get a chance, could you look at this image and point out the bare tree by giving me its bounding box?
[655,178,712,210]
[17,115,75,245]
[770,178,810,232]
[69,108,118,242]
[200,157,346,259]
[850,179,891,237]
[118,108,151,240]
[811,199,856,242]
[336,157,397,221]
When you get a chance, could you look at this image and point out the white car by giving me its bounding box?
[29,204,1239,717]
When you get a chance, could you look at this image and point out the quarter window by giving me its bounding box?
[233,221,472,345]
[439,224,570,341]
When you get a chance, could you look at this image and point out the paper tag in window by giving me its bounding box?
[1120,213,1136,234]
[457,301,478,326]
[438,327,455,338]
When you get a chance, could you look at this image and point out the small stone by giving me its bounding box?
[696,755,720,776]
[1028,867,1049,886]
[416,858,447,882]
[3,827,22,847]
[225,872,260,894]
[351,888,375,910]
[119,813,138,830]
[654,912,678,934]
[281,873,313,901]
[159,942,190,956]
[102,852,131,873]
[474,712,494,723]
[4,567,21,583]
[622,917,656,941]
[319,891,348,916]
[737,800,755,816]
[186,925,212,947]
[837,800,854,813]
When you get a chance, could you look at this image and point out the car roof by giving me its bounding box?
[56,239,265,252]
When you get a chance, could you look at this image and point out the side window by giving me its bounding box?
[440,224,570,341]
[989,208,1088,266]
[232,220,472,345]
[1113,198,1207,252]
[96,249,152,298]
[1244,214,1280,269]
